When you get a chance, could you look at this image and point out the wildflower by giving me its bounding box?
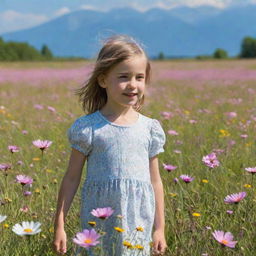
[202,179,209,183]
[20,206,29,212]
[240,134,248,139]
[47,106,56,112]
[23,191,32,196]
[0,163,12,171]
[225,112,237,118]
[219,129,230,137]
[169,193,177,197]
[135,244,144,250]
[88,221,96,227]
[226,210,233,215]
[32,157,40,161]
[34,188,40,194]
[17,160,24,165]
[114,227,125,232]
[173,178,179,183]
[16,175,33,186]
[8,145,20,153]
[73,229,100,249]
[163,163,177,172]
[202,153,220,168]
[116,214,123,219]
[180,175,194,183]
[212,230,237,248]
[245,167,256,174]
[192,213,201,217]
[0,215,7,223]
[22,130,28,134]
[160,111,173,119]
[91,207,114,219]
[173,149,181,154]
[244,184,251,188]
[168,130,179,136]
[32,139,52,152]
[136,226,144,232]
[12,221,41,236]
[53,178,58,184]
[189,119,197,124]
[34,104,44,110]
[3,223,9,228]
[224,192,246,204]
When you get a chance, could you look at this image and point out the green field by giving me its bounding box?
[0,60,255,255]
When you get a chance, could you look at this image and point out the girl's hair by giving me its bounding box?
[75,34,151,114]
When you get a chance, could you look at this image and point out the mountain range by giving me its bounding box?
[2,5,256,58]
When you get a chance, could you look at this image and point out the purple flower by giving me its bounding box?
[32,140,52,151]
[23,191,32,197]
[245,167,256,174]
[173,178,179,184]
[73,228,101,249]
[226,210,233,215]
[168,130,179,136]
[8,145,20,153]
[202,152,220,168]
[91,207,114,220]
[224,192,246,204]
[0,163,12,171]
[212,230,237,248]
[16,175,33,186]
[163,163,177,172]
[180,175,194,183]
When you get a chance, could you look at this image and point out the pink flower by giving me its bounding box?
[245,167,256,174]
[180,175,194,183]
[189,119,197,124]
[212,230,237,248]
[47,106,56,112]
[224,192,246,204]
[73,228,101,249]
[163,163,177,172]
[20,206,29,212]
[202,153,220,168]
[23,191,32,196]
[34,104,44,110]
[32,140,52,151]
[168,130,179,136]
[225,112,237,118]
[240,134,248,138]
[0,163,12,171]
[226,210,233,215]
[8,145,20,153]
[160,111,173,119]
[22,130,28,135]
[16,175,33,186]
[91,207,114,220]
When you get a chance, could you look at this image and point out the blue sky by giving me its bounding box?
[1,0,256,34]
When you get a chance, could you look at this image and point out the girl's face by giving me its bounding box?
[98,55,147,109]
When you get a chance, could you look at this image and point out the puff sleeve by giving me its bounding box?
[149,119,166,158]
[67,117,92,156]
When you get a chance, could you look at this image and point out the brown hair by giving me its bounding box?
[75,34,151,114]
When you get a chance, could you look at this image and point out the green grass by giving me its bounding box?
[0,60,255,255]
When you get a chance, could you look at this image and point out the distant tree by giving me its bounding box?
[240,37,256,58]
[157,52,165,60]
[41,44,53,60]
[213,48,228,59]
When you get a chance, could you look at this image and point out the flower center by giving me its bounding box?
[221,239,228,245]
[84,239,92,244]
[24,228,33,233]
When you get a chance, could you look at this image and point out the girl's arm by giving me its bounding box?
[53,148,87,254]
[149,155,167,255]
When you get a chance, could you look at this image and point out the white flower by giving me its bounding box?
[12,221,41,236]
[0,215,7,223]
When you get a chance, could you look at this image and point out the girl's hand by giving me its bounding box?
[53,227,67,255]
[152,229,167,255]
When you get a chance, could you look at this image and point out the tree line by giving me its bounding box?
[157,36,256,60]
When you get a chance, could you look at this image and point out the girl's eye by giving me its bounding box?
[137,76,145,80]
[119,75,127,78]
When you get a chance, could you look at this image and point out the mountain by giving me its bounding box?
[1,5,256,58]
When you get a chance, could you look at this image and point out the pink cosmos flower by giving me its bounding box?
[163,163,177,172]
[16,175,33,186]
[168,130,179,136]
[245,167,256,174]
[224,192,246,204]
[189,119,197,124]
[32,140,52,151]
[202,153,220,168]
[91,207,114,219]
[47,106,56,112]
[226,210,233,215]
[160,111,173,119]
[212,230,237,248]
[0,163,12,171]
[240,134,248,138]
[22,130,28,135]
[180,175,194,183]
[8,145,20,153]
[225,112,237,118]
[23,191,32,196]
[73,228,101,249]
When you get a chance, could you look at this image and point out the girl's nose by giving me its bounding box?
[127,77,136,88]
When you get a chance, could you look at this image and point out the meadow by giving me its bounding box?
[0,59,255,256]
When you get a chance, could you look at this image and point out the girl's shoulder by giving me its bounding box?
[70,111,99,128]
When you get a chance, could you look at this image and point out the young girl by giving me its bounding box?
[53,34,167,256]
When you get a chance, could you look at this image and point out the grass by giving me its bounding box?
[0,60,256,255]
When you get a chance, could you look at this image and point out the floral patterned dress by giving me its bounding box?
[68,110,166,256]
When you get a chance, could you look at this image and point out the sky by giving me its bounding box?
[1,0,256,34]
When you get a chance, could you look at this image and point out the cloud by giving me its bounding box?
[0,10,48,34]
[54,7,71,17]
[80,5,107,12]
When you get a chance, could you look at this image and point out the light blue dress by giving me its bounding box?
[68,110,166,256]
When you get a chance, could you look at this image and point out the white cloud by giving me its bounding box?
[54,7,71,17]
[80,5,107,12]
[0,10,48,34]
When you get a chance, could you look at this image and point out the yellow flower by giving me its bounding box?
[35,188,40,194]
[123,241,132,248]
[202,179,209,183]
[219,129,230,137]
[136,226,144,232]
[192,212,201,217]
[46,169,53,173]
[245,142,253,147]
[41,234,47,239]
[184,110,190,115]
[244,184,252,188]
[3,223,9,228]
[4,197,12,203]
[169,193,177,197]
[32,157,40,161]
[53,178,58,184]
[135,244,144,250]
[88,221,96,227]
[114,227,125,232]
[49,227,54,233]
